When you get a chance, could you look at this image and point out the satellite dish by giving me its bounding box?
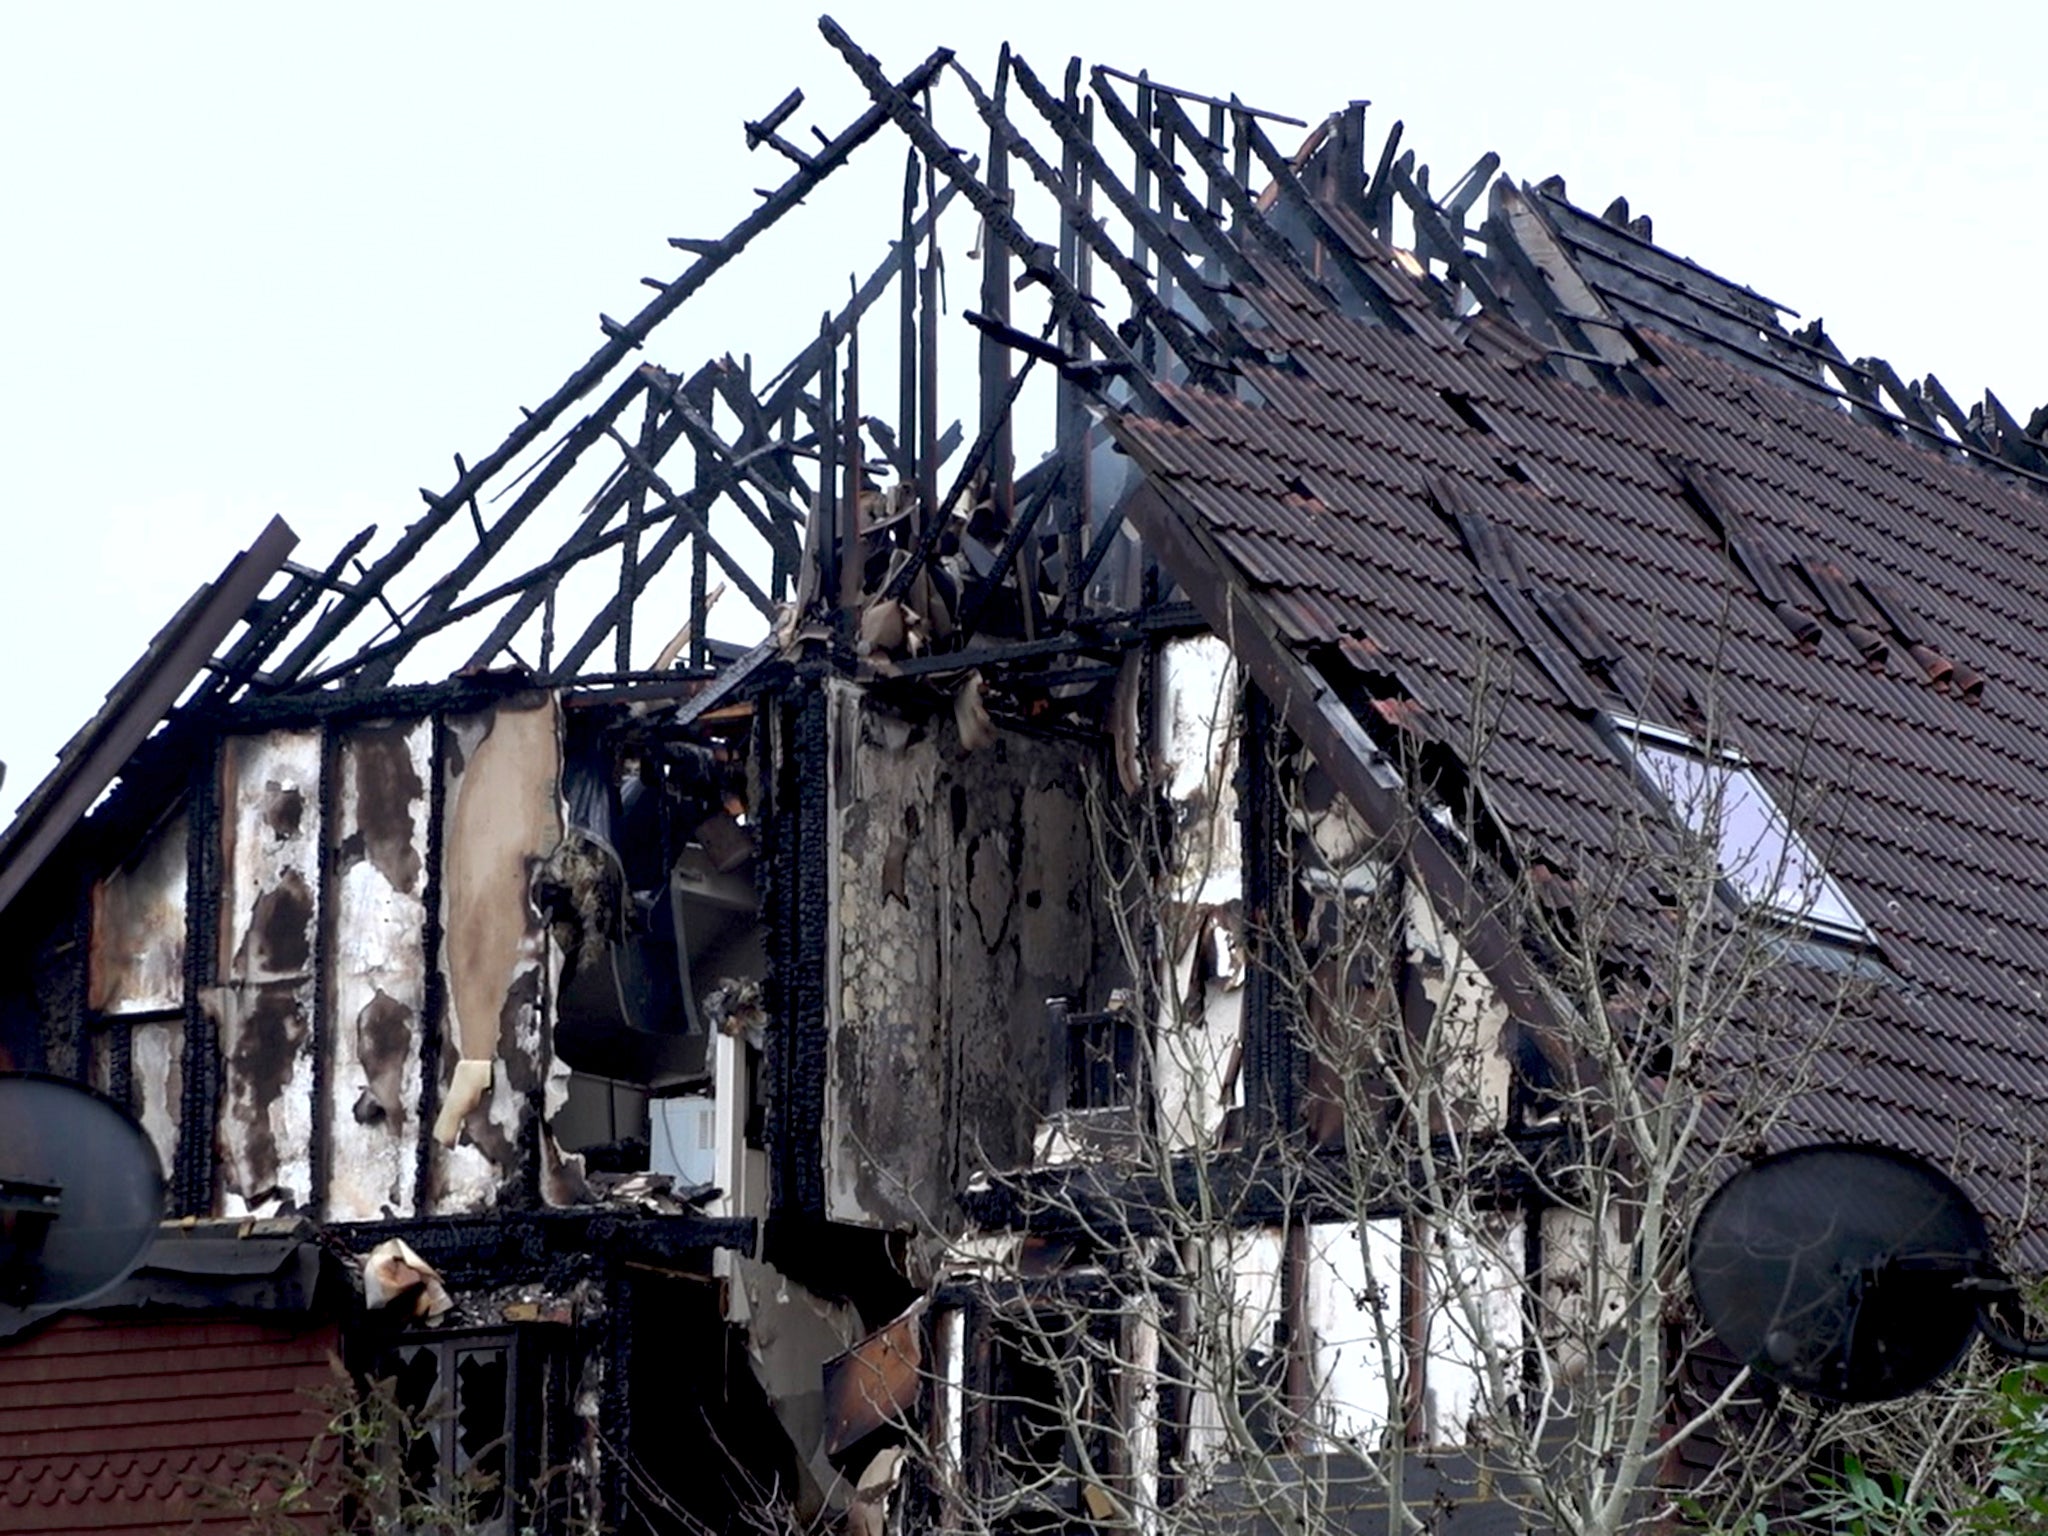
[0,1073,164,1315]
[1688,1144,1997,1402]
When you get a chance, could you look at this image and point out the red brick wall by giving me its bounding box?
[0,1313,341,1533]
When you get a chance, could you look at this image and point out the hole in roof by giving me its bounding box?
[1438,388,1493,435]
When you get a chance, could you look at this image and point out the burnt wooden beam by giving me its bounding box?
[820,16,1161,416]
[880,353,1041,604]
[1008,52,1250,354]
[269,46,949,685]
[1088,69,1265,297]
[599,428,782,619]
[1981,388,2046,473]
[336,369,658,691]
[964,310,1071,368]
[918,142,941,577]
[550,470,780,678]
[1920,371,1992,454]
[1093,63,1305,127]
[615,390,664,672]
[897,149,921,518]
[1144,87,1326,301]
[841,321,865,622]
[687,371,718,671]
[637,379,806,560]
[1362,120,1403,240]
[301,493,657,687]
[299,367,712,689]
[1054,58,1093,628]
[298,415,788,687]
[191,524,375,707]
[1480,180,1630,386]
[978,49,1016,533]
[745,86,815,169]
[1859,354,1947,447]
[1795,321,1887,420]
[1388,158,1507,317]
[956,52,1232,367]
[1235,108,1421,334]
[819,313,842,632]
[175,740,223,1217]
[756,173,964,435]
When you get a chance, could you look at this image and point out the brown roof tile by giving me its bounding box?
[1121,271,2048,1245]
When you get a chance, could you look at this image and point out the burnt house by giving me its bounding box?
[4,19,2048,1533]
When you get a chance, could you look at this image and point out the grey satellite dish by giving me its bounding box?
[0,1073,164,1314]
[1687,1143,2048,1403]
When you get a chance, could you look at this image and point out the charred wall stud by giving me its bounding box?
[176,742,223,1217]
[414,714,451,1218]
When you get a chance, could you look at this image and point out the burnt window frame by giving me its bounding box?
[939,1279,1142,1532]
[1044,996,1143,1117]
[372,1324,538,1536]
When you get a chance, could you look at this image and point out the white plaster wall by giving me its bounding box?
[327,718,431,1222]
[88,810,188,1015]
[1153,637,1246,1152]
[1423,1216,1526,1447]
[432,699,561,1214]
[132,1018,183,1184]
[1186,1226,1286,1463]
[214,729,322,1217]
[1305,1218,1402,1450]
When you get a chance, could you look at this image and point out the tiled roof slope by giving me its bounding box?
[1116,256,2048,1243]
[0,1313,340,1531]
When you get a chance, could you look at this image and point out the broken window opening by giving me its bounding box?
[1182,1217,1526,1469]
[546,715,764,1095]
[1615,717,1869,944]
[383,1330,518,1534]
[972,1298,1130,1532]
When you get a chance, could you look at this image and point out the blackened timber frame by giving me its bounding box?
[763,676,833,1218]
[1240,683,1300,1138]
[175,739,224,1217]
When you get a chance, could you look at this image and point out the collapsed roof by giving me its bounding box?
[7,18,2048,1235]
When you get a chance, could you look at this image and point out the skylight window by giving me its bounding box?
[1616,718,1868,942]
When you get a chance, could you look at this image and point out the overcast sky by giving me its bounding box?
[4,1,2042,826]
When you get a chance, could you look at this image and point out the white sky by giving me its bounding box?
[4,1,2043,827]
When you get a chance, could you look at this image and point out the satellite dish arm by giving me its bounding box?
[1974,1302,2048,1361]
[1954,1275,2048,1361]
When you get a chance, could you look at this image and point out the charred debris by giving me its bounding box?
[0,16,2041,1534]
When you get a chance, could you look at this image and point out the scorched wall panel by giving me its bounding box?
[327,718,432,1222]
[826,685,1103,1226]
[431,696,563,1214]
[211,730,322,1217]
